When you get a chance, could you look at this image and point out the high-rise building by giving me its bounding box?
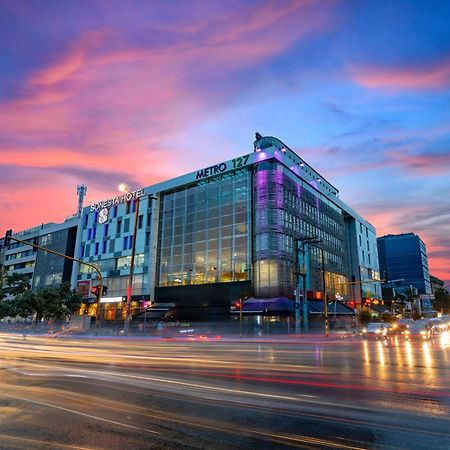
[377,233,432,296]
[75,135,381,320]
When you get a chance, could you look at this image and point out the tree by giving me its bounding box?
[1,273,30,298]
[12,282,82,323]
[0,299,12,319]
[359,310,372,324]
[432,288,450,313]
[393,288,419,316]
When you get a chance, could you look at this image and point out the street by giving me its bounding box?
[0,332,449,449]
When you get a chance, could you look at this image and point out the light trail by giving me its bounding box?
[1,334,449,449]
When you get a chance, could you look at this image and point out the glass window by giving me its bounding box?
[157,171,251,287]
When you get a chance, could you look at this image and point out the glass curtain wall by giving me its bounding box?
[254,161,348,298]
[157,170,251,287]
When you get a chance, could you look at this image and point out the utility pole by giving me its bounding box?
[123,194,157,334]
[295,236,321,333]
[320,247,328,337]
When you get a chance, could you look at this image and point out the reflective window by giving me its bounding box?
[157,170,251,287]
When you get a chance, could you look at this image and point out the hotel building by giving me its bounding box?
[74,135,381,320]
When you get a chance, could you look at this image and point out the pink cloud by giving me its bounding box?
[362,206,450,287]
[0,1,334,234]
[387,150,450,175]
[351,59,450,90]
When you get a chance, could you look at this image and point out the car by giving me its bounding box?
[405,320,432,340]
[429,318,447,335]
[394,318,414,335]
[362,322,390,339]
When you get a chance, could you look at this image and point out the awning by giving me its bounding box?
[308,300,356,315]
[241,297,294,313]
[233,298,356,316]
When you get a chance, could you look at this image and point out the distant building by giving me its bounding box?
[3,218,80,293]
[377,233,432,297]
[430,274,445,294]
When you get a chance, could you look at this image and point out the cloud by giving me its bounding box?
[351,59,450,90]
[0,0,334,234]
[387,150,450,175]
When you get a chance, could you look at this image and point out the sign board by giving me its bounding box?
[99,297,125,304]
[76,280,91,298]
[90,188,146,212]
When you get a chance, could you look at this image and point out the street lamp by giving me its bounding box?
[295,236,322,334]
[121,184,157,334]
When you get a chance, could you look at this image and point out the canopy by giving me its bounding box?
[235,298,356,316]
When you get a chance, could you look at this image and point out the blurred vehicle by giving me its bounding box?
[362,322,389,339]
[429,318,447,335]
[395,318,414,335]
[405,320,432,340]
[177,329,221,341]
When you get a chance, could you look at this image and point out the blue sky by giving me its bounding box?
[0,0,449,283]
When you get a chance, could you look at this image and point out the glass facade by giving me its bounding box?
[253,161,348,298]
[157,170,252,287]
[377,233,431,295]
[77,194,153,305]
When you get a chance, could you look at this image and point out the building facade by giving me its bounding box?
[3,218,79,293]
[74,135,381,320]
[377,233,432,296]
[430,274,445,294]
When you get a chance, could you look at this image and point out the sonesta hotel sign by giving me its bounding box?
[90,188,145,212]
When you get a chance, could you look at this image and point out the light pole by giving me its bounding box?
[319,246,328,337]
[295,236,322,333]
[122,186,157,334]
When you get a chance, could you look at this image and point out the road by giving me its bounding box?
[0,332,449,449]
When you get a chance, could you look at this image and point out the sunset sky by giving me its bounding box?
[1,0,449,284]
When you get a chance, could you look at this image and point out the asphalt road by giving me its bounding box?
[0,332,449,449]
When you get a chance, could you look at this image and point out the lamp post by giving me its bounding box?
[122,185,157,334]
[295,236,322,333]
[319,246,328,337]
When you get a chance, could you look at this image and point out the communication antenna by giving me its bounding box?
[76,184,88,217]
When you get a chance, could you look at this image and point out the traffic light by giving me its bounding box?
[91,285,100,299]
[90,285,108,300]
[4,229,12,247]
